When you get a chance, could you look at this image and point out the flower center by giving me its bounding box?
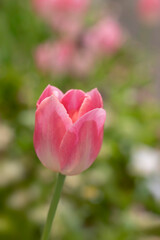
[69,110,79,123]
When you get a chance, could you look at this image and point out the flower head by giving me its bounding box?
[34,85,106,175]
[138,0,160,23]
[33,0,90,36]
[35,41,76,74]
[84,18,124,55]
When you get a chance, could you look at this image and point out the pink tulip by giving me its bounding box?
[33,0,89,15]
[50,14,83,38]
[35,41,76,74]
[34,85,106,175]
[84,18,124,55]
[138,0,160,23]
[33,0,90,36]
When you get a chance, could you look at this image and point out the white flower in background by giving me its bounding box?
[7,185,41,209]
[0,123,14,151]
[147,175,160,201]
[129,145,160,176]
[128,205,160,229]
[28,204,49,224]
[0,159,25,187]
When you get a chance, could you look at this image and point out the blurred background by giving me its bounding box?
[0,0,160,239]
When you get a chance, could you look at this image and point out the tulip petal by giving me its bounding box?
[79,88,103,118]
[34,95,72,172]
[37,85,63,107]
[60,108,106,175]
[61,89,86,122]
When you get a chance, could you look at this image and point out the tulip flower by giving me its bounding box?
[33,0,89,16]
[35,40,97,76]
[138,0,160,23]
[84,18,124,55]
[33,85,106,240]
[35,41,76,74]
[33,0,90,36]
[34,85,106,176]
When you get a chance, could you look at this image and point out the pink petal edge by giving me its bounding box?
[37,84,63,108]
[34,94,72,172]
[60,108,106,175]
[61,89,86,122]
[79,88,103,118]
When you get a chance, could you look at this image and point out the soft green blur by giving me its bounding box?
[0,1,160,240]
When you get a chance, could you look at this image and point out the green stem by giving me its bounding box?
[41,173,66,240]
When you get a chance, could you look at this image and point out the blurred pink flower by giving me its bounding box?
[34,85,106,175]
[35,41,76,74]
[71,49,95,76]
[84,18,124,55]
[33,0,89,14]
[50,14,83,38]
[35,40,96,76]
[138,0,160,23]
[33,0,90,36]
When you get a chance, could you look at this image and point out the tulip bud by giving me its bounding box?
[138,0,160,23]
[34,85,106,175]
[84,18,124,55]
[33,0,90,36]
[35,41,76,74]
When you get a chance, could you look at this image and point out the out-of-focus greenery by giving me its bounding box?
[0,0,160,240]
